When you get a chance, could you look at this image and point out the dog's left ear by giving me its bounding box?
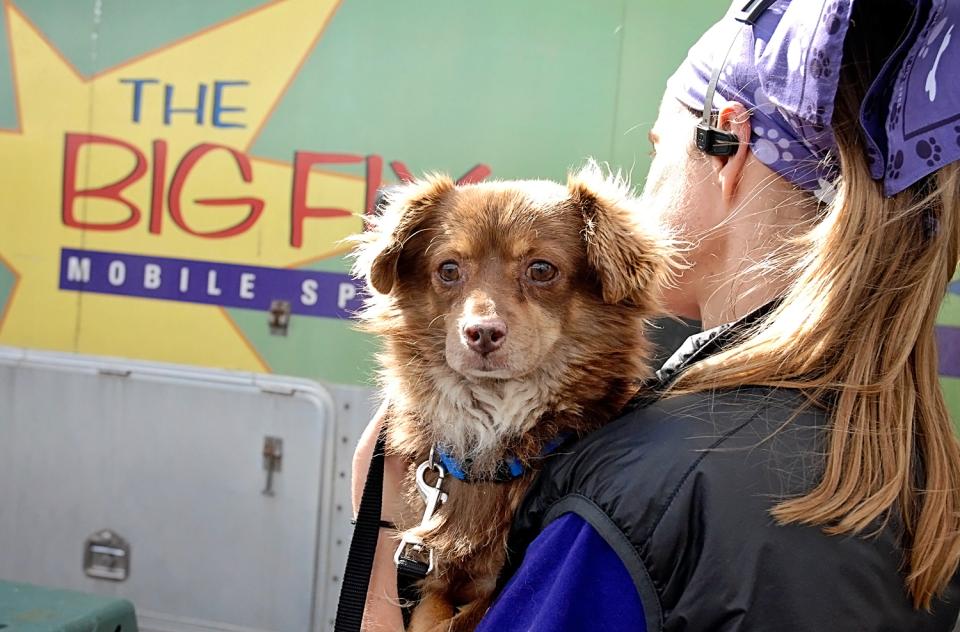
[353,175,456,294]
[568,167,674,308]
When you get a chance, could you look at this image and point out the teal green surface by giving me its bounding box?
[944,377,960,435]
[940,292,960,327]
[0,580,138,631]
[13,0,265,76]
[943,276,960,427]
[0,257,13,325]
[254,0,625,182]
[938,269,960,327]
[254,1,727,184]
[0,5,13,129]
[612,1,733,181]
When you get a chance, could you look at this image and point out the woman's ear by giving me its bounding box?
[568,166,676,310]
[352,175,455,295]
[713,102,752,206]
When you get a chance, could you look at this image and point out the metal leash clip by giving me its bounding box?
[394,448,448,576]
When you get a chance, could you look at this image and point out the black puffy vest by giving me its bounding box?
[501,324,960,631]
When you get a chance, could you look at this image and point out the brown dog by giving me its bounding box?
[352,166,675,631]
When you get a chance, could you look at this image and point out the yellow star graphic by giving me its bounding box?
[0,0,366,371]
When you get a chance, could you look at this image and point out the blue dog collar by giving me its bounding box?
[435,433,572,483]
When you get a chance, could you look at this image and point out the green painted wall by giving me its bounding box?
[256,0,623,181]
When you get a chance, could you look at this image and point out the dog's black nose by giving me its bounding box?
[463,319,507,355]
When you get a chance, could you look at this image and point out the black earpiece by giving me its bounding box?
[696,122,740,157]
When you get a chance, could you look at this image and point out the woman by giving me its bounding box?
[352,0,960,629]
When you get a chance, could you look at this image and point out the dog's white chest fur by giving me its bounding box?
[422,368,553,459]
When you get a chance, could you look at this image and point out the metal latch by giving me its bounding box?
[262,436,283,496]
[268,300,291,336]
[84,529,130,581]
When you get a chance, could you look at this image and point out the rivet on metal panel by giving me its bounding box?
[83,529,130,581]
[268,300,291,336]
[262,436,283,496]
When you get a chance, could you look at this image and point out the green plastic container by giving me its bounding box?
[0,581,138,632]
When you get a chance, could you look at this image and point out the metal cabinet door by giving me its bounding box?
[0,347,337,632]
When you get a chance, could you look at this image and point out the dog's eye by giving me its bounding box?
[437,261,461,284]
[526,261,558,284]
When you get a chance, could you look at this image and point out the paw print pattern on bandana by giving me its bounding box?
[810,49,833,79]
[887,149,905,180]
[823,0,851,35]
[752,125,796,165]
[916,136,943,167]
[954,124,960,148]
[800,103,828,135]
[887,100,903,132]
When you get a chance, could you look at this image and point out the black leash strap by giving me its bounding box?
[334,431,387,632]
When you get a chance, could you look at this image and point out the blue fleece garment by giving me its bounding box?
[476,512,646,631]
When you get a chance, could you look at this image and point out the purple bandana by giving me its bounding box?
[668,0,960,199]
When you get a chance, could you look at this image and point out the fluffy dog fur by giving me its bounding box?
[352,166,675,632]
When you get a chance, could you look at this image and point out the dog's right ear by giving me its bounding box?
[353,175,455,295]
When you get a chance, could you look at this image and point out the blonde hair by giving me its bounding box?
[674,5,960,608]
